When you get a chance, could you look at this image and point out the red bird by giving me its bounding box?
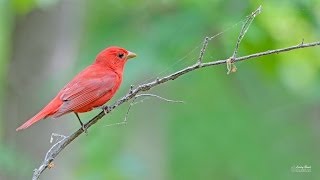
[16,46,137,131]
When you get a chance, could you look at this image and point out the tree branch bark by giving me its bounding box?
[32,39,320,180]
[31,6,320,179]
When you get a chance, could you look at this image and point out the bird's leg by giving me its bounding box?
[74,112,87,134]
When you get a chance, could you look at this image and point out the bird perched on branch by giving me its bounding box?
[16,46,137,132]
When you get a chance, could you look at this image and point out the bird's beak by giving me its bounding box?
[127,51,137,60]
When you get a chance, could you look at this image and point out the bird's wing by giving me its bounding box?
[54,68,117,117]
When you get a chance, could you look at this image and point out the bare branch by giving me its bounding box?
[232,5,262,58]
[226,5,262,75]
[197,36,209,64]
[31,6,320,179]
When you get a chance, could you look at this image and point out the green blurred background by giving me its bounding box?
[0,0,319,179]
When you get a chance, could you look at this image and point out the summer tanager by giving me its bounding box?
[16,46,136,131]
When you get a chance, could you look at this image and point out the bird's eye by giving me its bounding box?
[118,53,124,59]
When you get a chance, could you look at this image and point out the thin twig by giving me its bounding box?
[227,5,262,74]
[104,93,184,127]
[197,37,209,64]
[232,5,262,58]
[45,133,67,160]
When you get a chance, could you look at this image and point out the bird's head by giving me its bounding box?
[94,46,137,70]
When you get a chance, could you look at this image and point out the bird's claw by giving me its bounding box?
[81,124,88,134]
[102,105,109,114]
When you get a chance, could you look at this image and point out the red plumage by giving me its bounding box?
[16,46,136,131]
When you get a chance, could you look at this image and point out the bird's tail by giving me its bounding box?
[16,97,61,131]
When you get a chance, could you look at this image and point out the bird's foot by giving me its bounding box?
[102,105,110,115]
[74,112,88,135]
[81,124,88,135]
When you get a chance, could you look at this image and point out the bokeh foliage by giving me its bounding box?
[1,0,319,179]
